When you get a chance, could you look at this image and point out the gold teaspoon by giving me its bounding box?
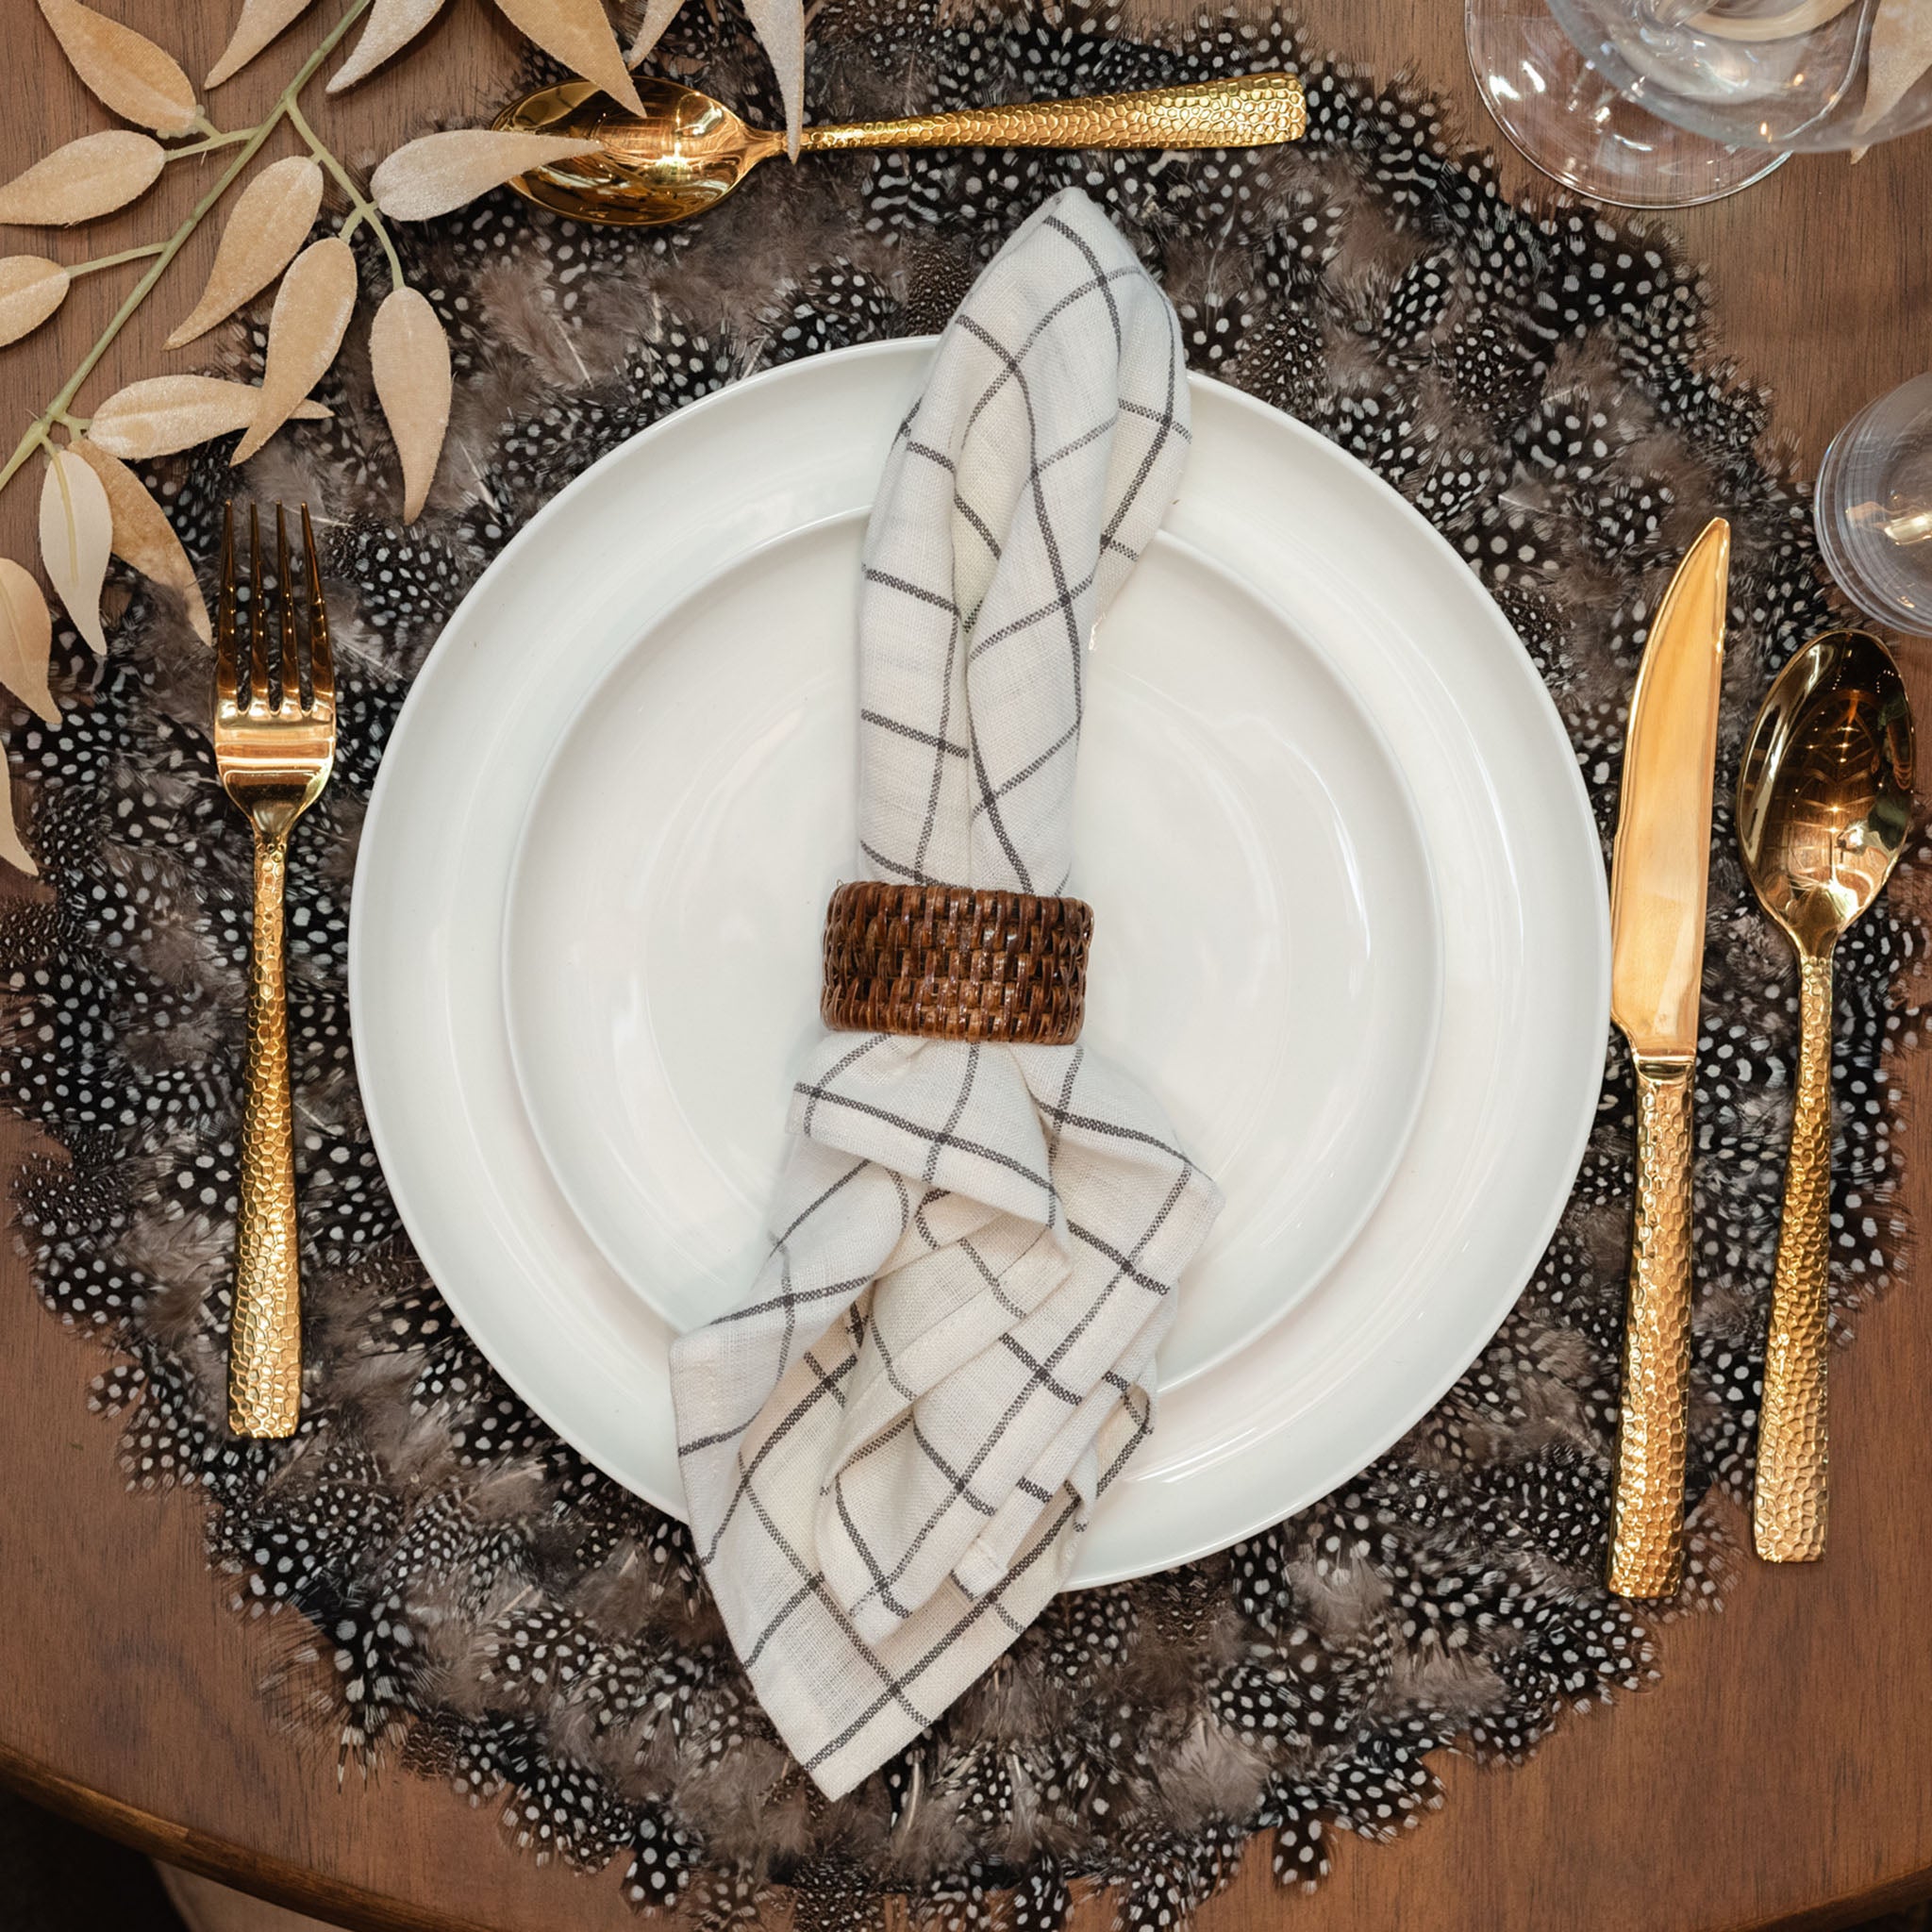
[494,74,1307,226]
[1737,628,1915,1561]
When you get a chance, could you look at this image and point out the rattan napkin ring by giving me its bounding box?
[822,882,1093,1045]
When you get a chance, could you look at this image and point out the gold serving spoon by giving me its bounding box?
[495,74,1307,226]
[1737,628,1915,1562]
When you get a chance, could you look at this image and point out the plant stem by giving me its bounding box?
[66,243,169,280]
[7,426,52,476]
[166,128,256,160]
[0,0,376,496]
[287,96,405,291]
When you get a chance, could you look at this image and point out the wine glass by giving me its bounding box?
[1467,0,1932,209]
[1815,375,1932,639]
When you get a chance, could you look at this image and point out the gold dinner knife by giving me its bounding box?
[1606,516,1730,1599]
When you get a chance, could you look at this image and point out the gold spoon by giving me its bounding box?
[1737,628,1915,1562]
[494,74,1307,226]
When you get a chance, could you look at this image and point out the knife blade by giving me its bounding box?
[1606,515,1729,1599]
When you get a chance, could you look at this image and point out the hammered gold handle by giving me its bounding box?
[797,72,1307,153]
[1754,947,1834,1561]
[1607,1056,1696,1597]
[226,825,302,1438]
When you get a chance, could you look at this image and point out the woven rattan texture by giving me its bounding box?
[2,2,1926,1928]
[822,881,1093,1042]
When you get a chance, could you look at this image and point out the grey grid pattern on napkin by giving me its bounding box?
[669,191,1224,1797]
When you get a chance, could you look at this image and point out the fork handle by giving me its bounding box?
[227,825,302,1439]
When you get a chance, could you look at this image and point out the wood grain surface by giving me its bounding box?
[3,4,1931,1930]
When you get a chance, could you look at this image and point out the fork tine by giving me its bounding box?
[247,502,271,709]
[214,499,240,703]
[275,502,301,712]
[239,501,255,705]
[301,504,333,708]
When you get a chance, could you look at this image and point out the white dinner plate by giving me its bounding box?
[501,518,1442,1389]
[350,340,1609,1587]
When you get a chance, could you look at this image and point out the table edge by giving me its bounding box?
[0,1741,511,1932]
[8,1726,1932,1932]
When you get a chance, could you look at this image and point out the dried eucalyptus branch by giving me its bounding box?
[0,0,377,499]
[0,0,799,874]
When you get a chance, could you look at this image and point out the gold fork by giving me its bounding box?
[214,500,336,1439]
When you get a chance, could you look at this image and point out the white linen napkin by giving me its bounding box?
[670,189,1223,1798]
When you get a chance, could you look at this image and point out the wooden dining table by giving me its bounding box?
[3,3,1931,1929]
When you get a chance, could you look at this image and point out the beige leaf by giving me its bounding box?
[38,0,200,137]
[625,0,685,66]
[164,156,324,349]
[0,558,58,725]
[0,130,166,227]
[491,0,642,113]
[232,236,358,466]
[371,129,603,220]
[208,0,317,88]
[39,448,112,658]
[0,764,38,876]
[89,375,330,458]
[369,287,452,524]
[1859,0,1932,132]
[69,439,211,645]
[328,0,450,92]
[0,257,71,347]
[741,0,805,156]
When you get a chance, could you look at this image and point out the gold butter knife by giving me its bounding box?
[1606,516,1730,1598]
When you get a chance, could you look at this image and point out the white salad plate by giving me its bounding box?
[350,339,1609,1587]
[501,517,1442,1390]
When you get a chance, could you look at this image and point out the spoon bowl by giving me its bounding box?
[497,80,782,226]
[1737,628,1915,955]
